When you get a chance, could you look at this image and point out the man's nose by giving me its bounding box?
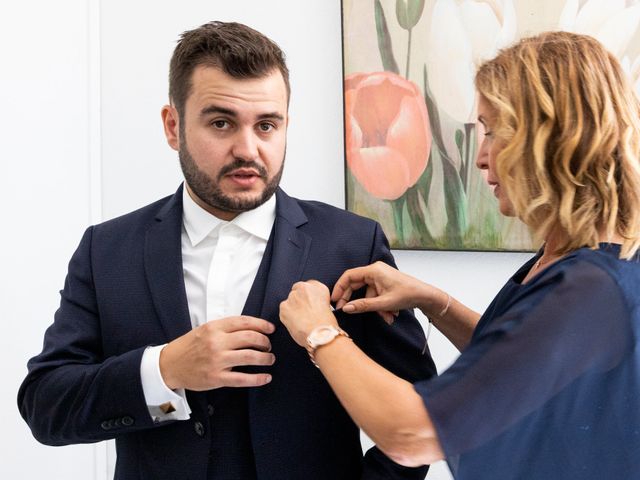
[232,128,259,161]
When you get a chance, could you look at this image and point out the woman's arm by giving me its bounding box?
[279,280,444,466]
[315,335,444,466]
[416,287,480,351]
[332,261,480,350]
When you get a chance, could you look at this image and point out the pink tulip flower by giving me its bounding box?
[345,71,431,200]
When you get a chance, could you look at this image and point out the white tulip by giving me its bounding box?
[559,0,640,58]
[621,55,640,99]
[426,0,516,124]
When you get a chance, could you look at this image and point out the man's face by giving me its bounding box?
[162,65,288,219]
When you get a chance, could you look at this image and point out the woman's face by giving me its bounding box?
[476,95,515,217]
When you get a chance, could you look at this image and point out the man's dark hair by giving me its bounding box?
[169,21,290,116]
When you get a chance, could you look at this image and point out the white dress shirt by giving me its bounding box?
[140,184,276,422]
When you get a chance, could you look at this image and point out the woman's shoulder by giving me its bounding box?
[486,245,636,332]
[563,244,640,305]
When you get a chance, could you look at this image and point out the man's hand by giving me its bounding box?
[159,316,276,391]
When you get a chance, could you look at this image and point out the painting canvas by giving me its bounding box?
[342,0,640,250]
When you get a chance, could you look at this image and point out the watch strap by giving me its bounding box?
[306,326,350,368]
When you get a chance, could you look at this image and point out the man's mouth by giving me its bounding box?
[226,168,263,186]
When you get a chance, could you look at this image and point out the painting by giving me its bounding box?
[342,0,640,250]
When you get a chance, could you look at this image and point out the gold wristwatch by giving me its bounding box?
[306,325,350,368]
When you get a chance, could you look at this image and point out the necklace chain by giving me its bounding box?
[533,253,559,271]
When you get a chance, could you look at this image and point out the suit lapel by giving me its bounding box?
[143,187,310,341]
[144,186,192,341]
[241,232,274,318]
[257,189,311,323]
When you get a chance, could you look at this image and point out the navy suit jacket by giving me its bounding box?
[19,186,437,479]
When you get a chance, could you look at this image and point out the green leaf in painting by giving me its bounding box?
[440,147,468,247]
[406,185,434,245]
[374,0,400,74]
[396,0,426,30]
[390,195,406,245]
[423,64,446,154]
[455,129,464,154]
[461,123,475,194]
[416,151,434,203]
[454,128,465,189]
[414,154,434,245]
[423,63,468,248]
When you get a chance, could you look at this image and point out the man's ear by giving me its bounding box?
[161,104,180,151]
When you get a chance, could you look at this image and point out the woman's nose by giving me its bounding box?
[476,139,489,170]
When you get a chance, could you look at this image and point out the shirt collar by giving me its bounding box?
[182,183,276,246]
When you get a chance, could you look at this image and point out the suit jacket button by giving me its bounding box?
[194,421,205,437]
[121,416,134,426]
[207,405,215,416]
[100,420,111,431]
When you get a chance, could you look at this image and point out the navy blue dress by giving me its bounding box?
[416,244,640,479]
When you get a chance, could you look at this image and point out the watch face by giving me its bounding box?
[309,326,338,346]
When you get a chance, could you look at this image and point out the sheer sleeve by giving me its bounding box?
[416,258,632,457]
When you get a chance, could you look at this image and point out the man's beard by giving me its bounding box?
[179,140,284,214]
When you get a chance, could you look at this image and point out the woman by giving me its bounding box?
[279,31,640,479]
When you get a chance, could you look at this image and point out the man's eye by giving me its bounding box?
[258,123,274,132]
[212,120,228,129]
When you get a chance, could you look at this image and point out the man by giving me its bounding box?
[18,21,436,480]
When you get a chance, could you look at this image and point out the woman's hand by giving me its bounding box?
[279,280,338,347]
[331,261,431,324]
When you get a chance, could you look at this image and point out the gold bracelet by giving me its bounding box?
[422,293,451,354]
[438,293,451,318]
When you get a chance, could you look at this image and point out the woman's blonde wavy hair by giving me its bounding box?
[475,31,640,259]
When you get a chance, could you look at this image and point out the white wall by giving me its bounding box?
[2,1,532,479]
[1,1,101,478]
[99,0,348,219]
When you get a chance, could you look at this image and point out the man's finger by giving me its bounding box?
[222,349,276,369]
[225,330,272,352]
[219,316,275,334]
[219,371,273,388]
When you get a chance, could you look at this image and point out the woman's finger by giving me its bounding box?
[341,295,392,314]
[331,265,377,302]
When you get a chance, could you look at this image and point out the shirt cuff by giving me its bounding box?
[140,345,192,422]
